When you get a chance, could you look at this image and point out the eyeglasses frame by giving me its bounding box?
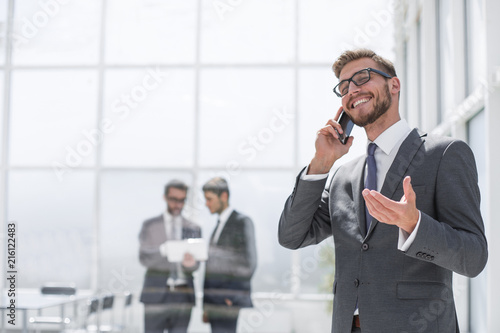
[166,196,187,204]
[333,67,393,98]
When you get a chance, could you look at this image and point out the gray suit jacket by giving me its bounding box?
[278,129,488,333]
[139,214,201,305]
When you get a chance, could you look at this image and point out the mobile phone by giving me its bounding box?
[336,110,354,145]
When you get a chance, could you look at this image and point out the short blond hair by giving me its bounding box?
[332,49,397,79]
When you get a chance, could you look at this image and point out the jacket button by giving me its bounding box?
[362,243,369,251]
[354,279,360,287]
[416,252,423,258]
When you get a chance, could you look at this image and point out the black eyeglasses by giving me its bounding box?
[166,197,187,204]
[333,68,393,97]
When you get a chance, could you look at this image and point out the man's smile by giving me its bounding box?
[351,96,372,109]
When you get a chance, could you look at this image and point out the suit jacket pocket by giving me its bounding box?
[397,281,452,301]
[412,185,426,195]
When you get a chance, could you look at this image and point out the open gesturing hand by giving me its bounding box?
[362,176,420,234]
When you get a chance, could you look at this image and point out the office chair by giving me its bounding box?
[86,294,115,332]
[93,292,133,332]
[114,292,133,332]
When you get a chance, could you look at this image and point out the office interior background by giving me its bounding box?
[0,0,498,332]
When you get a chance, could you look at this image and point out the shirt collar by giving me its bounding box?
[219,206,234,225]
[370,119,412,155]
[163,211,181,223]
[163,211,172,222]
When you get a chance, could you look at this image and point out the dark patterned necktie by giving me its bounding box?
[210,219,221,244]
[365,143,377,231]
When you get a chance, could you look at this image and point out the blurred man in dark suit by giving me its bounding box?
[202,177,257,333]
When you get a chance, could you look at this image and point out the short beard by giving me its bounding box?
[168,207,181,216]
[350,83,392,127]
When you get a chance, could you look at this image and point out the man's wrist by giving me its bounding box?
[402,210,420,234]
[308,157,334,174]
[398,211,422,252]
[301,166,329,180]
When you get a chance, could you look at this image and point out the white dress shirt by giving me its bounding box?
[212,206,234,244]
[163,211,183,241]
[302,119,421,251]
[159,211,182,258]
[161,211,186,284]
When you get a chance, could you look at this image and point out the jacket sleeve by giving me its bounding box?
[405,140,488,277]
[138,221,176,272]
[278,169,333,250]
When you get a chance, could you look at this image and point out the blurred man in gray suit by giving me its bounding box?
[278,49,487,332]
[202,177,257,333]
[139,179,201,333]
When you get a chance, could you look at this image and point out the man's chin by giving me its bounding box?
[348,110,374,127]
[350,106,389,127]
[353,117,375,127]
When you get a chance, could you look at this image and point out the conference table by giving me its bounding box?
[1,290,90,333]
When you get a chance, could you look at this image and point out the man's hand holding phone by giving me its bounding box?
[336,110,355,145]
[308,107,354,175]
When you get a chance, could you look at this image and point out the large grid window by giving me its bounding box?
[395,1,493,331]
[466,0,486,94]
[1,0,394,331]
[438,0,456,119]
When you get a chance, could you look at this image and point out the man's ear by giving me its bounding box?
[390,77,401,95]
[220,191,229,203]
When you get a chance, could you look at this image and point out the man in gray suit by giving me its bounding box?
[278,49,488,332]
[139,179,201,333]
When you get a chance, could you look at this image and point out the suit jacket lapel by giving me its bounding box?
[218,211,236,244]
[211,211,236,245]
[381,129,426,199]
[366,129,426,236]
[209,222,219,245]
